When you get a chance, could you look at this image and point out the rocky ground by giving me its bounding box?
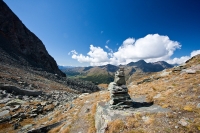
[0,55,200,133]
[0,87,77,132]
[46,54,199,133]
[0,62,99,133]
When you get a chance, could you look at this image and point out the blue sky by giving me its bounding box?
[4,0,200,66]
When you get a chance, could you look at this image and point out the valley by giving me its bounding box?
[0,0,200,133]
[61,61,173,85]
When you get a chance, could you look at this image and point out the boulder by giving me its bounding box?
[6,99,25,106]
[0,110,9,118]
[0,85,42,97]
[0,98,12,104]
[27,120,64,133]
[95,100,170,133]
[22,124,33,131]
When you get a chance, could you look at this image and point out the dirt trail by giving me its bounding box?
[69,91,109,133]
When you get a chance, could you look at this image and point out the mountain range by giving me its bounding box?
[0,1,200,132]
[60,60,174,84]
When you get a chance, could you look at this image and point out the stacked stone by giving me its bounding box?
[108,68,133,109]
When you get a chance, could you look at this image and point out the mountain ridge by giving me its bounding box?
[61,60,173,84]
[0,0,65,77]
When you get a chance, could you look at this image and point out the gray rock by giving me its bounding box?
[178,118,188,127]
[114,68,126,85]
[153,93,161,99]
[0,115,11,123]
[7,93,13,98]
[185,69,196,74]
[12,113,20,118]
[22,124,33,130]
[31,108,38,113]
[2,90,7,94]
[107,82,116,91]
[85,108,90,113]
[6,99,25,106]
[27,120,64,133]
[16,95,23,99]
[0,98,12,104]
[197,103,200,108]
[29,114,37,118]
[37,106,43,113]
[173,66,182,72]
[23,96,30,100]
[95,101,170,133]
[53,101,59,106]
[19,113,26,119]
[40,101,47,106]
[0,110,9,117]
[0,85,42,97]
[9,105,21,111]
[160,71,170,77]
[0,93,7,99]
[13,122,20,130]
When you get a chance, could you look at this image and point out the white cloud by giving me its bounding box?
[166,56,190,64]
[112,34,180,64]
[70,34,199,66]
[68,50,77,55]
[191,50,200,57]
[105,45,113,57]
[166,49,200,64]
[70,45,109,66]
[106,40,110,44]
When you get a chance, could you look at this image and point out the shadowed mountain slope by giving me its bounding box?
[0,0,65,77]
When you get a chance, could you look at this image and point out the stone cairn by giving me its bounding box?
[108,67,133,109]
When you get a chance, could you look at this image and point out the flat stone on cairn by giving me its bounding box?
[108,67,133,109]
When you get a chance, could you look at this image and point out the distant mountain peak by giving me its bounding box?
[127,60,147,66]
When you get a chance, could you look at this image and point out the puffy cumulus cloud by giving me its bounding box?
[112,34,181,64]
[70,45,109,66]
[166,56,190,64]
[166,50,200,64]
[70,34,199,66]
[191,50,200,57]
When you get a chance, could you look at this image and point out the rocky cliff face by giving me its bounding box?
[0,0,65,77]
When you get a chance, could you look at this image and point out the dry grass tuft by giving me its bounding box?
[60,126,71,133]
[98,84,109,89]
[106,119,125,133]
[87,104,97,133]
[126,117,137,128]
[183,105,194,112]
